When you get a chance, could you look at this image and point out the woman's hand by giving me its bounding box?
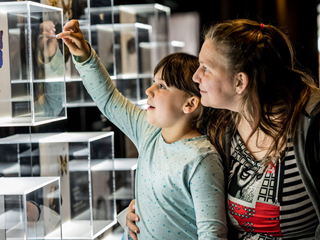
[126,199,140,240]
[56,20,90,62]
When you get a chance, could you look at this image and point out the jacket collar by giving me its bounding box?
[305,88,320,117]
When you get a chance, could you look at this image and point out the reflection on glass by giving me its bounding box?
[35,20,65,121]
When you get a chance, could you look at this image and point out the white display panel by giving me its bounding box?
[0,1,67,126]
[0,177,62,240]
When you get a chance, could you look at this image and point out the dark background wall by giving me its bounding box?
[116,0,319,82]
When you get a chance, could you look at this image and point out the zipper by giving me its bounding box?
[274,158,282,204]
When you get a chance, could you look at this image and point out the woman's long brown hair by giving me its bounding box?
[204,19,317,163]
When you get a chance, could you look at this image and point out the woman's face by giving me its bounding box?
[193,39,241,111]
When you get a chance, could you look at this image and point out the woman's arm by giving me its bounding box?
[126,199,140,240]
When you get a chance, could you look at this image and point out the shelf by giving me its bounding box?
[0,163,20,175]
[0,116,67,127]
[114,158,137,171]
[46,219,117,240]
[0,176,59,195]
[113,186,133,200]
[64,101,96,108]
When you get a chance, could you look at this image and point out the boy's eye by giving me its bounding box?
[159,84,166,89]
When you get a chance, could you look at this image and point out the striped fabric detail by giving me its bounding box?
[280,141,318,239]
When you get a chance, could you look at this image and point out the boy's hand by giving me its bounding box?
[56,20,90,62]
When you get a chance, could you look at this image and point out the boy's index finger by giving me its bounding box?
[56,30,72,39]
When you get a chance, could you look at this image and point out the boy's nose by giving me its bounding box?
[145,87,152,97]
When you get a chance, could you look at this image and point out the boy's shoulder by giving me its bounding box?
[181,135,219,156]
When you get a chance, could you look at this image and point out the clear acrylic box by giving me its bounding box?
[0,176,62,240]
[63,0,113,107]
[113,158,137,214]
[0,132,116,239]
[65,82,95,107]
[0,1,67,126]
[92,3,171,73]
[95,23,152,107]
[97,23,152,78]
[0,133,59,178]
[99,4,170,42]
[31,0,91,79]
[115,4,171,70]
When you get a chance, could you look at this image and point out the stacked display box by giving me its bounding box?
[67,3,178,108]
[0,132,116,239]
[112,158,137,214]
[113,3,171,71]
[65,0,113,107]
[96,23,152,107]
[0,177,62,240]
[0,1,67,126]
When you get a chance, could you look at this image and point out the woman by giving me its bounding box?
[127,19,320,239]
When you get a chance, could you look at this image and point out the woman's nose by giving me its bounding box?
[193,68,201,83]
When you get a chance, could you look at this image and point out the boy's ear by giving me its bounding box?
[235,72,249,94]
[183,96,200,114]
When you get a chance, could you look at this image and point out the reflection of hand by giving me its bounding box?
[26,201,40,222]
[39,21,58,61]
[126,199,140,240]
[56,20,91,62]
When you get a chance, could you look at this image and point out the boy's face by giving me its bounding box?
[145,70,190,129]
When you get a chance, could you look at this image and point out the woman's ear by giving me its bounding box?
[183,96,201,114]
[235,72,249,95]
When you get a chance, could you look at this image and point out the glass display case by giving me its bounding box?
[63,0,113,107]
[90,4,170,43]
[0,133,53,178]
[115,3,171,71]
[91,3,170,73]
[0,132,116,239]
[0,1,67,126]
[0,176,62,240]
[96,23,152,107]
[113,158,137,214]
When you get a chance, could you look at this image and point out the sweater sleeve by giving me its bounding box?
[72,45,154,149]
[190,152,228,239]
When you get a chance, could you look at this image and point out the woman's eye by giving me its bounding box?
[203,66,209,72]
